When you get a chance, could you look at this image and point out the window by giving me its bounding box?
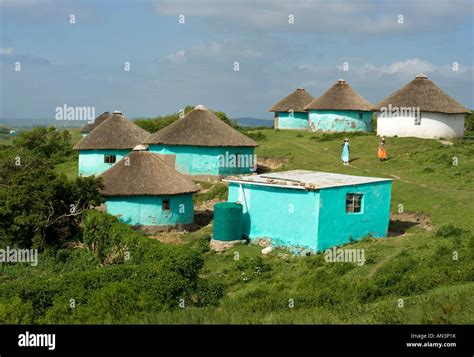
[414,112,422,126]
[358,112,363,120]
[162,199,170,211]
[104,155,116,164]
[346,193,363,213]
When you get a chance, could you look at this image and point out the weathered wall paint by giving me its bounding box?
[227,180,392,251]
[105,194,194,226]
[275,111,309,130]
[78,149,130,176]
[308,110,373,132]
[376,112,465,139]
[316,181,392,251]
[228,183,320,249]
[149,145,256,176]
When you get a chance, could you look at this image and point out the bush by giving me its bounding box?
[245,131,267,141]
[435,224,469,238]
[195,280,225,307]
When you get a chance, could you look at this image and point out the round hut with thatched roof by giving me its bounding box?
[144,105,258,177]
[80,111,111,137]
[74,111,149,176]
[269,88,314,130]
[304,79,374,132]
[376,73,469,139]
[100,146,199,228]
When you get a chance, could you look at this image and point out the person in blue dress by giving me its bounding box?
[341,138,350,165]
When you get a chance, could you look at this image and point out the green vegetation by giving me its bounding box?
[134,105,240,133]
[0,127,473,324]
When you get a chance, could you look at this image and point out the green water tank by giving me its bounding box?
[213,202,243,241]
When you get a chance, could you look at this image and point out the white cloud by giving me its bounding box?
[151,0,471,34]
[0,47,13,55]
[165,49,186,63]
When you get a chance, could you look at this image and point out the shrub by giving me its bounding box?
[195,280,225,307]
[245,131,267,141]
[435,224,469,238]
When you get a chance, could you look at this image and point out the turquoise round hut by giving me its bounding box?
[304,79,374,132]
[74,111,149,176]
[145,105,258,178]
[100,146,199,228]
[80,111,110,137]
[269,88,314,130]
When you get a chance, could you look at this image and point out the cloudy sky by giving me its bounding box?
[0,0,472,120]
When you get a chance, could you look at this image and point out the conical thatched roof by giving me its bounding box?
[80,112,111,133]
[376,74,470,114]
[304,79,374,111]
[145,105,257,147]
[100,149,199,196]
[74,112,150,150]
[269,88,314,112]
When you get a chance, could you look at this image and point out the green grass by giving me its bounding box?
[28,128,474,323]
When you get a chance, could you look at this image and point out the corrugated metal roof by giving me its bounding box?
[224,170,392,190]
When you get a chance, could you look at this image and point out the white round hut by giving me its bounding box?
[376,74,469,139]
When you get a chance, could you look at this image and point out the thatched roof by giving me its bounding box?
[100,149,199,196]
[74,112,150,150]
[80,112,111,133]
[376,74,470,114]
[304,79,374,111]
[269,88,314,112]
[145,105,257,147]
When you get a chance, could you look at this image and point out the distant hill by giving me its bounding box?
[233,117,273,128]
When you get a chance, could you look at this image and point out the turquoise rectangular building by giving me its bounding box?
[225,170,392,251]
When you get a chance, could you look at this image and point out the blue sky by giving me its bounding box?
[0,0,473,120]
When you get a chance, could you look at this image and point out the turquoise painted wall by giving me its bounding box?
[78,149,130,176]
[316,181,392,251]
[228,183,320,249]
[308,110,373,132]
[227,180,392,251]
[105,194,194,226]
[276,111,309,130]
[149,145,255,176]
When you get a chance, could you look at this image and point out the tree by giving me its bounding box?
[134,105,241,133]
[13,126,73,162]
[0,149,103,249]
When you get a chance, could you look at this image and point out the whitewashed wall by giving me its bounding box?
[376,112,465,139]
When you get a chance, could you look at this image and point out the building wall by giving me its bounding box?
[78,149,130,176]
[376,112,465,139]
[275,111,309,130]
[308,110,373,132]
[149,145,256,176]
[227,182,320,250]
[105,194,194,226]
[317,181,392,251]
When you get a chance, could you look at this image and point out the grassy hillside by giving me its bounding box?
[1,127,473,324]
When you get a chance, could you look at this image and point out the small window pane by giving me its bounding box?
[162,199,170,211]
[104,155,116,164]
[346,193,363,213]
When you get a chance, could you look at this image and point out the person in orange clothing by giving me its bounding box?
[378,137,387,161]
